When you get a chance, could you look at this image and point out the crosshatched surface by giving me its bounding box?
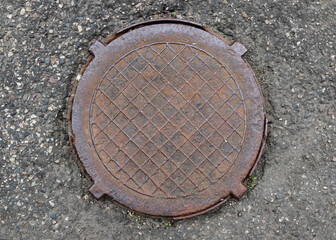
[90,42,246,198]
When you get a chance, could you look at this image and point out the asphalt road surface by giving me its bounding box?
[0,0,335,239]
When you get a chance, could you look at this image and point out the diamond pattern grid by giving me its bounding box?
[90,42,246,198]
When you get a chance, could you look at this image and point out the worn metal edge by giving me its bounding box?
[243,60,268,178]
[170,196,231,220]
[248,117,268,177]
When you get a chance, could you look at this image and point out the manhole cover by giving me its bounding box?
[70,19,267,219]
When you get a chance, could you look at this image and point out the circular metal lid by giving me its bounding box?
[70,19,266,219]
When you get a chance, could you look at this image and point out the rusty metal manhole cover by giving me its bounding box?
[70,19,266,219]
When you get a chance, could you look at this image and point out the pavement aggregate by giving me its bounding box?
[0,0,335,239]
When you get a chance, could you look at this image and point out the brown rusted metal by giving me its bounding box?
[248,118,268,177]
[70,19,266,219]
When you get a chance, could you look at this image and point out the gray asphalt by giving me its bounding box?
[0,0,335,239]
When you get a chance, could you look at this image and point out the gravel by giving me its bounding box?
[0,0,335,239]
